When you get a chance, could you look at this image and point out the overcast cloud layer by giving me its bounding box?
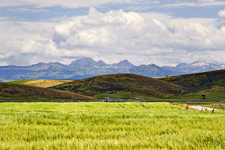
[0,0,225,66]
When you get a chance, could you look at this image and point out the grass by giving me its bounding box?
[0,82,94,100]
[22,79,74,88]
[0,102,225,149]
[8,79,74,88]
[51,73,186,97]
[8,79,38,84]
[165,92,225,102]
[159,69,225,93]
[94,92,153,100]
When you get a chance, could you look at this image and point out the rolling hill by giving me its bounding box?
[9,79,74,88]
[159,69,225,93]
[0,82,94,101]
[51,73,186,98]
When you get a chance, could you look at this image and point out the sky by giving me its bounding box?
[0,0,225,66]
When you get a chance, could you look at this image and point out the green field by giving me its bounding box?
[8,79,38,84]
[163,92,225,102]
[1,102,225,149]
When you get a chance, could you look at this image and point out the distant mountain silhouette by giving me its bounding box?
[0,58,224,81]
[162,61,223,74]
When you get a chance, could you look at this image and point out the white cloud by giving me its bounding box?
[50,8,225,65]
[0,8,225,66]
[218,8,225,18]
[217,8,225,28]
[9,8,49,13]
[0,21,57,65]
[152,0,160,4]
[0,0,132,8]
[198,0,215,3]
[162,1,225,8]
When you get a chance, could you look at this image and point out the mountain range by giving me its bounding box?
[0,58,225,81]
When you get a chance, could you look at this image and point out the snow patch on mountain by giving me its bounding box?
[189,61,210,67]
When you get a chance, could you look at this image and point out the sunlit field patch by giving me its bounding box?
[0,102,225,149]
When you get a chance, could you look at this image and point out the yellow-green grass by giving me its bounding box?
[23,79,74,88]
[165,92,225,102]
[9,79,74,88]
[0,102,225,150]
[8,79,38,84]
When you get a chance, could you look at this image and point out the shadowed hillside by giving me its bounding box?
[51,74,186,98]
[159,69,225,93]
[0,83,94,100]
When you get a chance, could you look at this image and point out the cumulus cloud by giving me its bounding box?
[217,8,225,28]
[218,8,225,19]
[1,8,225,66]
[0,21,58,65]
[49,8,225,65]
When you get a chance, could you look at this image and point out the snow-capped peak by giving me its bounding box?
[189,61,210,67]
